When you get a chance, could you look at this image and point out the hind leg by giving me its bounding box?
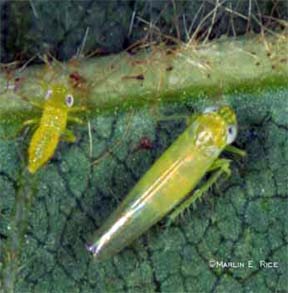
[167,158,231,225]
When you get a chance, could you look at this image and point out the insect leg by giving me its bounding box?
[69,106,87,113]
[23,118,40,126]
[1,117,40,140]
[19,95,43,109]
[29,101,43,109]
[23,118,41,136]
[61,129,76,142]
[68,116,84,124]
[224,145,246,157]
[167,158,231,224]
[207,158,231,174]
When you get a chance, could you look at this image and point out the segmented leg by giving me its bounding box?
[167,158,231,224]
[21,118,41,138]
[2,118,40,140]
[61,129,76,142]
[23,118,40,127]
[68,116,84,124]
[69,106,87,113]
[20,95,43,109]
[224,145,246,157]
[30,100,43,109]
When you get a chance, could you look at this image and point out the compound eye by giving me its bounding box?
[45,89,53,100]
[65,94,74,107]
[203,106,219,114]
[226,125,237,144]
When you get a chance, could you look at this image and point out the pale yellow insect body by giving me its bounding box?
[87,105,239,260]
[27,84,75,173]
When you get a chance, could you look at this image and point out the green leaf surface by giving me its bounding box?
[1,88,287,292]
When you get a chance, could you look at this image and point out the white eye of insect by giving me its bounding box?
[226,125,237,144]
[45,89,53,100]
[65,94,74,107]
[203,106,219,114]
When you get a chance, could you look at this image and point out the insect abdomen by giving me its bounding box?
[88,117,223,260]
[28,107,67,173]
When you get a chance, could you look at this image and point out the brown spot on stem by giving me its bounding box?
[132,60,148,65]
[14,77,25,92]
[166,49,175,55]
[122,74,144,81]
[69,71,86,89]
